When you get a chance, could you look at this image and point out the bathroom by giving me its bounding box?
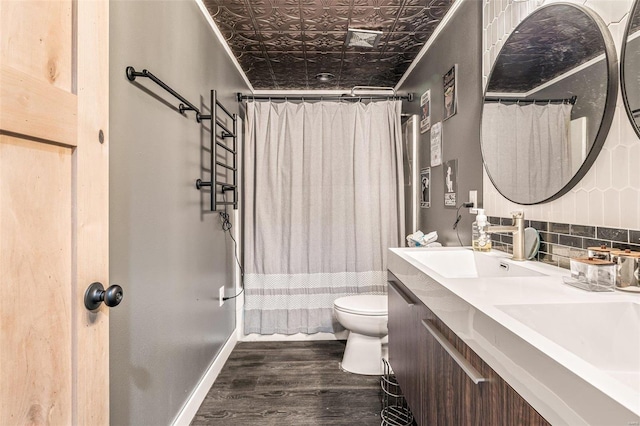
[2,0,639,424]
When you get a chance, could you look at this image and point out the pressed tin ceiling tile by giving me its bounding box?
[203,0,456,89]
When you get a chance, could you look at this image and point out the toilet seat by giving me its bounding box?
[334,295,387,316]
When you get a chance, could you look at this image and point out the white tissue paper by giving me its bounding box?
[406,230,440,247]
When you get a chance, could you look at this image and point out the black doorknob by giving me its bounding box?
[84,282,124,311]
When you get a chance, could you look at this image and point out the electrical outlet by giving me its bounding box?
[219,286,225,307]
[469,190,478,214]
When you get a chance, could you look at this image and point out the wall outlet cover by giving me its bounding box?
[219,286,224,307]
[469,190,478,214]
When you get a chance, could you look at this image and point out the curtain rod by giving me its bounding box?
[484,95,577,105]
[236,93,414,102]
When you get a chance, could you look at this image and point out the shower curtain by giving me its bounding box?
[243,100,404,334]
[482,102,572,203]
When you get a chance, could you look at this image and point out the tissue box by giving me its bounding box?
[563,257,615,292]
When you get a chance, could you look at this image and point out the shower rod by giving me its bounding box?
[236,92,414,102]
[484,95,577,105]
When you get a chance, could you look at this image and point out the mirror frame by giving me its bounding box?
[621,0,640,139]
[481,2,619,205]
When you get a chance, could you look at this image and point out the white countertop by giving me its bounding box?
[388,246,640,426]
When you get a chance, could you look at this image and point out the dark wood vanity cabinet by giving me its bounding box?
[387,276,425,417]
[388,274,550,426]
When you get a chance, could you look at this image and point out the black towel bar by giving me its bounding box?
[126,66,200,116]
[194,90,238,211]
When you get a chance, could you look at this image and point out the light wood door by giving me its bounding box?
[0,1,109,424]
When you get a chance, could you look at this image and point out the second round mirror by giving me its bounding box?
[481,3,618,205]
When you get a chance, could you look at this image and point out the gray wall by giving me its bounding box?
[398,0,483,246]
[109,1,250,424]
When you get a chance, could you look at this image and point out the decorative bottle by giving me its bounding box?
[472,209,491,252]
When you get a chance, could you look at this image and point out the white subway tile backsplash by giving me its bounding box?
[483,28,487,51]
[511,2,520,26]
[619,107,639,146]
[620,188,639,229]
[584,0,629,24]
[629,144,640,184]
[497,13,505,39]
[484,2,490,26]
[579,167,597,192]
[561,191,576,224]
[505,4,512,33]
[575,189,590,225]
[550,197,564,221]
[607,20,628,50]
[483,51,491,76]
[588,190,605,225]
[608,103,622,145]
[611,145,629,188]
[483,0,636,228]
[489,0,495,24]
[603,190,620,227]
[491,17,499,43]
[595,148,612,190]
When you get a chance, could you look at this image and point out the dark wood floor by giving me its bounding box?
[191,341,382,425]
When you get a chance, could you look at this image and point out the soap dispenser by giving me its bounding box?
[472,209,491,252]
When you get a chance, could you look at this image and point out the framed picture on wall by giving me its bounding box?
[443,64,458,121]
[420,167,431,208]
[430,121,442,167]
[443,159,458,208]
[420,90,431,133]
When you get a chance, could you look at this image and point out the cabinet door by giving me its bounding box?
[483,361,550,425]
[388,274,424,420]
[420,311,487,425]
[421,306,549,426]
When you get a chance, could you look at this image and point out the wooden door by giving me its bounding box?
[0,1,109,424]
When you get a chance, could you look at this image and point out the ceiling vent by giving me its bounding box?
[345,28,383,48]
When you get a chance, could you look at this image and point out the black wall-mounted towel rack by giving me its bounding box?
[126,66,204,117]
[126,66,237,211]
[195,90,238,211]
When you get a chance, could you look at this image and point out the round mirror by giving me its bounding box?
[622,0,640,136]
[481,3,618,205]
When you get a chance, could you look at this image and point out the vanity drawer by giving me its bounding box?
[419,304,550,426]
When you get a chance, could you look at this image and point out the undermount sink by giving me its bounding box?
[497,301,640,393]
[405,249,546,279]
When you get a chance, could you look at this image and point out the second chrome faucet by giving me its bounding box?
[486,211,526,261]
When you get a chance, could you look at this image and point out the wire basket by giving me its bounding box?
[380,358,414,426]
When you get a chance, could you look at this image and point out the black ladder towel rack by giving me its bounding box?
[125,66,237,211]
[195,89,238,211]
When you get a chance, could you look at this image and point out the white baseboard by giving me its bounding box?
[241,330,348,342]
[171,332,238,426]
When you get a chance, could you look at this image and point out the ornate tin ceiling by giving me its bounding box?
[203,0,456,90]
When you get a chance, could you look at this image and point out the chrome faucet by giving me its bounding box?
[486,211,525,261]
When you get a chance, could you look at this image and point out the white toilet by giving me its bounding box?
[333,295,388,375]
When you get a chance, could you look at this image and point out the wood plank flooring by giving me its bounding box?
[191,341,382,425]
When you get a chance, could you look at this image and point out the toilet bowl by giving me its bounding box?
[333,295,388,375]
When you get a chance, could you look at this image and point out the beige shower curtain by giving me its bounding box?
[243,100,404,334]
[482,102,572,203]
